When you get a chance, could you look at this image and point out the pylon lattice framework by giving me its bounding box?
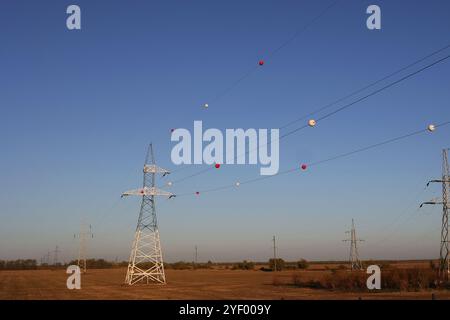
[122,144,173,285]
[440,149,450,279]
[75,222,93,273]
[421,148,450,281]
[343,219,364,270]
[53,245,59,266]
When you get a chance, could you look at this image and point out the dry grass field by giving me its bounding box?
[1,262,450,300]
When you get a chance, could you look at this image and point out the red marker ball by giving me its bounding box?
[196,191,200,195]
[215,164,221,169]
[301,164,307,170]
[258,60,264,66]
[170,128,175,133]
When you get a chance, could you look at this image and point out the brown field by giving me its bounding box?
[1,261,450,300]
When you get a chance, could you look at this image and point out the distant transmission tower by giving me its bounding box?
[272,235,278,272]
[420,148,450,281]
[122,144,173,285]
[74,222,93,273]
[53,245,60,266]
[195,245,198,265]
[40,252,50,266]
[343,219,364,270]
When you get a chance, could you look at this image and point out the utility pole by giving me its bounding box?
[75,222,93,273]
[343,219,364,270]
[272,236,277,272]
[420,148,450,281]
[122,144,173,285]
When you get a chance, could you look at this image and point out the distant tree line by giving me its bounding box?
[0,257,312,271]
[67,259,114,269]
[0,259,38,270]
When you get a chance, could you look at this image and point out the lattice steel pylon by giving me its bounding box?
[343,219,364,270]
[74,222,93,273]
[122,144,173,285]
[420,148,450,281]
[53,245,60,266]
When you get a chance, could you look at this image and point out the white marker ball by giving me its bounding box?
[167,181,173,187]
[203,103,209,108]
[235,182,240,187]
[308,119,316,127]
[427,124,436,132]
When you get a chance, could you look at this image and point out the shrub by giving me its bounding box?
[291,273,327,289]
[322,271,367,291]
[297,259,309,269]
[269,258,285,271]
[382,268,438,291]
[288,268,441,292]
[232,260,255,270]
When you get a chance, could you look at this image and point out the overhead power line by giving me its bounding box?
[168,50,450,185]
[309,121,450,167]
[280,42,450,130]
[280,53,450,140]
[210,0,340,103]
[174,121,450,197]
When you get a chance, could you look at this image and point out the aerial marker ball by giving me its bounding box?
[235,182,240,187]
[301,164,307,171]
[215,163,221,169]
[308,119,316,127]
[195,191,200,195]
[258,60,264,66]
[203,103,209,109]
[167,181,173,187]
[427,124,436,132]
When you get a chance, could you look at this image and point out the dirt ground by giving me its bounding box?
[1,267,450,300]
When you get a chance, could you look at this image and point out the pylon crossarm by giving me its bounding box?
[143,164,170,175]
[420,201,444,208]
[121,187,173,198]
[427,179,450,187]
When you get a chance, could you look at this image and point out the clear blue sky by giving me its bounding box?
[1,0,450,263]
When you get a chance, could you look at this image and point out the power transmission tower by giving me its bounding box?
[272,235,278,272]
[122,144,173,285]
[420,148,450,281]
[53,245,60,266]
[343,219,364,270]
[195,246,198,265]
[40,252,50,266]
[74,222,93,273]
